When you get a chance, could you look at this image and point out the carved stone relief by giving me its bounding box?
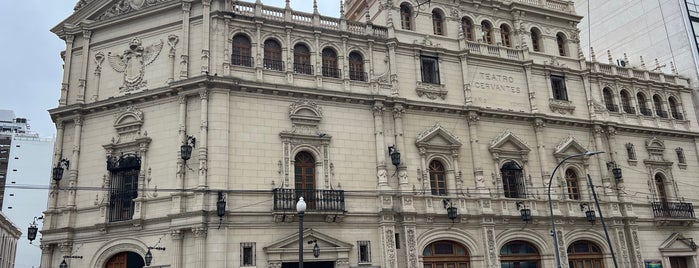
[108,38,164,92]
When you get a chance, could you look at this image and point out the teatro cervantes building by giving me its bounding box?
[41,0,699,267]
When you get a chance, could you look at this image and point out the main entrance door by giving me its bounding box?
[669,257,689,268]
[282,261,335,268]
[104,252,145,268]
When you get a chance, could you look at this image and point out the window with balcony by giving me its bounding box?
[557,32,567,56]
[551,75,568,101]
[429,160,447,195]
[348,51,366,81]
[565,168,580,200]
[232,34,253,67]
[420,55,440,84]
[400,4,413,30]
[637,92,652,116]
[603,87,617,112]
[321,47,340,78]
[241,242,256,267]
[432,9,445,35]
[500,24,511,47]
[481,21,493,44]
[501,161,525,198]
[293,43,313,75]
[294,151,316,208]
[263,39,283,71]
[620,90,634,114]
[107,154,140,222]
[531,28,541,52]
[669,96,683,119]
[653,94,667,118]
[462,17,474,41]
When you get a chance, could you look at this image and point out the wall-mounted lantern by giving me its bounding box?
[308,239,320,258]
[442,199,458,222]
[52,158,70,183]
[516,201,532,223]
[180,136,196,161]
[27,216,43,243]
[580,203,596,225]
[607,161,623,180]
[388,145,401,167]
[144,246,166,266]
[217,191,226,229]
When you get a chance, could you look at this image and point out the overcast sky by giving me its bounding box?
[0,0,340,138]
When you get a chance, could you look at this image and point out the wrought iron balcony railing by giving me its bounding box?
[231,55,254,67]
[273,188,345,212]
[263,58,285,71]
[293,63,314,75]
[651,202,695,219]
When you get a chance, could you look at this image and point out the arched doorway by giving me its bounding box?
[295,151,316,209]
[500,240,540,268]
[105,252,145,268]
[422,240,471,268]
[567,240,605,268]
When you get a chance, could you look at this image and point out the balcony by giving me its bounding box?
[263,58,284,71]
[293,63,314,75]
[231,55,254,67]
[273,188,345,212]
[651,202,696,226]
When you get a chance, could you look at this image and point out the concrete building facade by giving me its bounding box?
[41,0,699,268]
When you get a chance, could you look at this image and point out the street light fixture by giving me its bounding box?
[144,246,166,266]
[217,191,227,229]
[27,216,43,243]
[180,136,196,161]
[516,202,532,223]
[388,145,401,167]
[548,151,604,268]
[297,197,307,268]
[579,203,596,225]
[308,239,320,258]
[52,158,70,183]
[442,199,458,222]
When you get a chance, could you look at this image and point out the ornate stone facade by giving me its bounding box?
[42,0,699,267]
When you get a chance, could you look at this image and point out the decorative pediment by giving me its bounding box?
[489,130,530,154]
[281,99,328,139]
[264,229,352,264]
[553,135,588,159]
[415,123,462,150]
[659,233,697,253]
[644,137,672,166]
[114,106,144,135]
[646,136,666,152]
[97,0,175,21]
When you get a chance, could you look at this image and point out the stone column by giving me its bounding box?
[201,0,211,74]
[380,219,398,268]
[180,1,192,79]
[170,230,184,268]
[49,121,65,212]
[533,119,548,186]
[193,227,207,267]
[373,101,389,190]
[59,35,75,106]
[198,89,209,188]
[172,95,187,212]
[466,112,485,189]
[592,126,609,193]
[393,104,409,189]
[40,244,53,268]
[77,30,91,104]
[68,117,83,209]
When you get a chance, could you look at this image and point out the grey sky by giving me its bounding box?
[0,0,340,138]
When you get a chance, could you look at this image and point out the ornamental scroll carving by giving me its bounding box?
[98,0,175,21]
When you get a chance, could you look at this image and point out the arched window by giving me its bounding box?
[500,241,540,268]
[637,92,651,116]
[567,241,605,268]
[620,90,634,114]
[501,161,525,198]
[531,28,541,52]
[625,143,636,160]
[263,39,283,71]
[348,51,366,81]
[400,4,412,30]
[500,24,511,47]
[293,43,312,75]
[462,17,474,41]
[295,151,316,209]
[668,97,682,119]
[321,47,339,78]
[105,252,145,268]
[429,160,447,195]
[423,241,471,268]
[482,21,493,44]
[655,174,668,203]
[557,33,567,56]
[565,168,580,200]
[603,88,617,112]
[653,94,666,118]
[232,34,252,67]
[432,10,444,35]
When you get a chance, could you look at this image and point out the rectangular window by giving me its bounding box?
[241,242,256,266]
[420,56,440,84]
[395,233,401,249]
[358,241,371,263]
[551,75,568,101]
[109,166,139,222]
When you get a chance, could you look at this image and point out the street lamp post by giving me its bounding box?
[548,151,604,268]
[297,197,307,268]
